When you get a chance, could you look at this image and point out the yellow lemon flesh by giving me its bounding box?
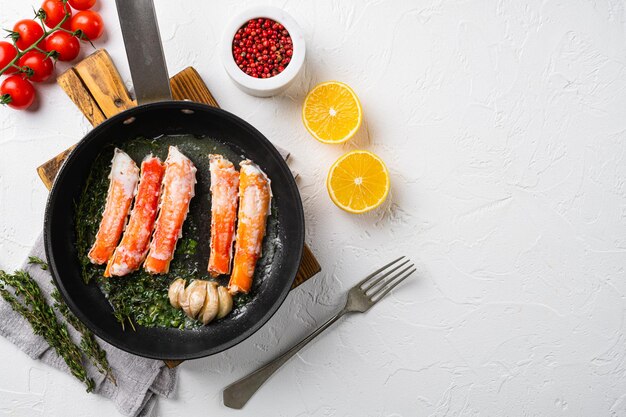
[302,81,363,144]
[327,150,390,213]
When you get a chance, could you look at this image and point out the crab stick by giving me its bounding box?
[144,146,197,274]
[88,149,139,265]
[228,160,271,294]
[207,155,240,277]
[105,156,165,277]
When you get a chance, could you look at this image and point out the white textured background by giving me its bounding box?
[1,0,626,415]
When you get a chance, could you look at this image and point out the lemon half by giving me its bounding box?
[302,81,363,144]
[326,150,390,213]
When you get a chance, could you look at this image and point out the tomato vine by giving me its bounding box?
[0,0,104,110]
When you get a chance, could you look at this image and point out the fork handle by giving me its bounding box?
[223,309,347,409]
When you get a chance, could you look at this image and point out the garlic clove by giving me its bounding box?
[181,280,207,319]
[216,286,233,319]
[177,281,188,310]
[199,282,219,325]
[168,278,186,309]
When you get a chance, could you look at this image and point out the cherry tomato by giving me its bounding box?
[18,51,54,82]
[13,20,45,50]
[71,11,104,40]
[41,0,72,29]
[45,31,80,61]
[1,75,36,110]
[68,0,96,10]
[0,41,19,74]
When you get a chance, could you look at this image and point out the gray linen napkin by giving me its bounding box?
[0,146,294,416]
[0,234,177,417]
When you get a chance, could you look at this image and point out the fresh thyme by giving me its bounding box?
[0,269,95,392]
[51,287,116,385]
[28,256,48,270]
[1,257,115,388]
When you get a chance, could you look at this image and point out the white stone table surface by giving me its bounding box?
[1,0,626,415]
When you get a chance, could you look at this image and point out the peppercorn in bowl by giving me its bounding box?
[221,7,305,97]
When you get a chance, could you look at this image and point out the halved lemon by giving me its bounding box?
[327,150,390,213]
[302,81,363,144]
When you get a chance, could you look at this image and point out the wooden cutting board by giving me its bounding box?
[37,49,321,368]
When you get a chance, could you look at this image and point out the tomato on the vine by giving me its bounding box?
[1,75,36,110]
[68,0,96,10]
[41,0,72,29]
[70,11,104,41]
[45,31,80,61]
[13,20,45,50]
[1,0,106,110]
[0,42,19,74]
[18,51,54,82]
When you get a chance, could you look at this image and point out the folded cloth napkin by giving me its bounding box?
[0,236,177,417]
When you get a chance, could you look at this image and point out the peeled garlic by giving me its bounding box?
[180,280,207,319]
[168,278,235,324]
[199,282,219,325]
[216,286,233,319]
[168,278,186,309]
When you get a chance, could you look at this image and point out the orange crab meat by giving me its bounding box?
[228,160,271,294]
[207,154,240,277]
[88,149,139,265]
[144,146,197,274]
[105,156,165,277]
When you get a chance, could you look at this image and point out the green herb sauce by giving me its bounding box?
[74,135,280,330]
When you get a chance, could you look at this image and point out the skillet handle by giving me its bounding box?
[115,0,172,104]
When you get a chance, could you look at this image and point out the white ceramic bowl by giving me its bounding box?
[221,7,306,97]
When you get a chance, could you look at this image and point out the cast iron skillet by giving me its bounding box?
[43,0,305,360]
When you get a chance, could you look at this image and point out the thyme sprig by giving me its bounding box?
[28,256,48,270]
[0,269,95,392]
[0,258,116,389]
[51,287,116,385]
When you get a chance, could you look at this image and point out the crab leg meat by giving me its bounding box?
[88,149,139,265]
[144,146,196,274]
[228,160,271,294]
[105,156,165,277]
[207,154,240,276]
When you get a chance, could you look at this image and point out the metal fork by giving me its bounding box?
[223,256,416,409]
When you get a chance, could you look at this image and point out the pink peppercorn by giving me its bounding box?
[232,17,293,78]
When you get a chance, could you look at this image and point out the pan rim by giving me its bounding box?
[44,101,305,360]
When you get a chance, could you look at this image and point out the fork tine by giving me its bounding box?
[362,259,411,292]
[370,267,416,302]
[366,264,413,295]
[356,256,405,288]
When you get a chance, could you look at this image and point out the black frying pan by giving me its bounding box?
[43,0,304,360]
